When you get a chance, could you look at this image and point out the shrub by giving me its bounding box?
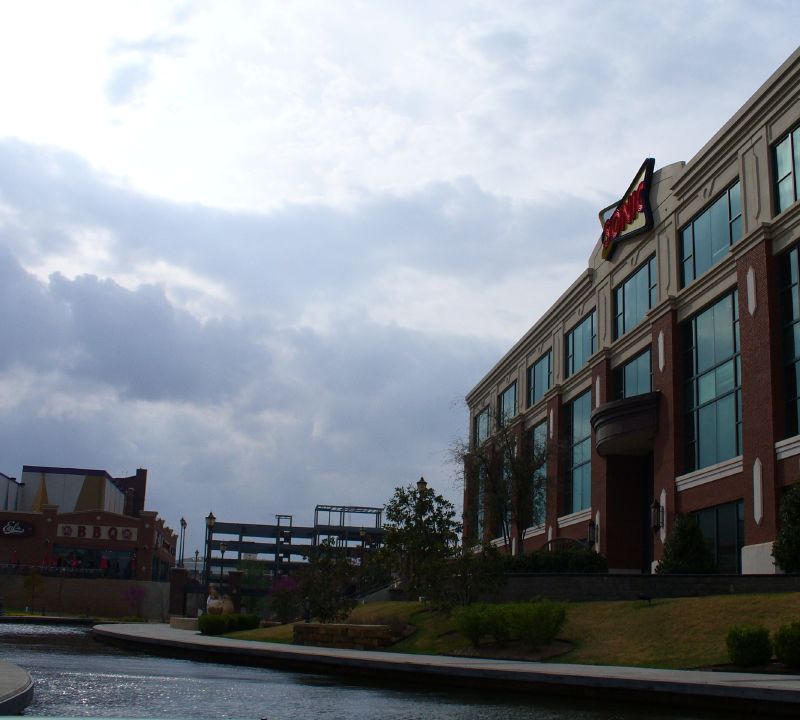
[726,624,772,667]
[484,605,512,646]
[198,614,228,636]
[774,622,800,667]
[503,545,608,574]
[773,485,800,572]
[452,603,491,646]
[656,514,714,574]
[509,600,566,650]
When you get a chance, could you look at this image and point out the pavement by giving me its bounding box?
[93,622,800,716]
[0,660,34,715]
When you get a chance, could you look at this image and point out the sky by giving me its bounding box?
[1,1,798,554]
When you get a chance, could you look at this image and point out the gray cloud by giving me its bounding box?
[105,62,152,105]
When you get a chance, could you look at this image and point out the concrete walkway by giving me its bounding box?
[93,623,800,716]
[0,660,34,715]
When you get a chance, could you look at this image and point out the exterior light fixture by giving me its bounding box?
[587,519,597,545]
[417,476,427,492]
[651,499,663,531]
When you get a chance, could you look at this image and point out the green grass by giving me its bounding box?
[228,593,800,669]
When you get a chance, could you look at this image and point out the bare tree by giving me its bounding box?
[452,410,550,556]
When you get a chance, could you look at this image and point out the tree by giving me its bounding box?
[268,576,301,624]
[655,514,714,574]
[453,411,549,555]
[296,538,358,622]
[773,484,800,572]
[382,478,461,600]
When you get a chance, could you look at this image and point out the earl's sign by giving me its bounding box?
[599,158,655,260]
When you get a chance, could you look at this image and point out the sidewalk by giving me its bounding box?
[0,660,34,715]
[93,623,800,716]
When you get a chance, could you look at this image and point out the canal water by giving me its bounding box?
[1,623,714,719]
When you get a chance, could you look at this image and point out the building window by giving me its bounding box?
[695,500,744,573]
[683,291,742,473]
[566,311,597,377]
[566,390,592,513]
[530,420,547,526]
[614,348,652,400]
[614,256,657,338]
[473,408,490,448]
[527,351,552,407]
[498,382,517,427]
[680,182,742,287]
[775,125,800,214]
[780,246,800,437]
[475,466,486,541]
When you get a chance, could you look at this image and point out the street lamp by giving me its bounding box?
[219,541,227,585]
[204,512,216,586]
[194,549,199,579]
[178,517,187,567]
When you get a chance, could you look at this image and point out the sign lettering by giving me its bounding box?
[599,158,655,260]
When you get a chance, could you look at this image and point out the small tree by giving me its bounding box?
[382,478,461,600]
[444,543,505,607]
[656,514,714,574]
[453,412,549,555]
[773,484,800,573]
[268,576,301,624]
[238,560,269,616]
[296,538,357,622]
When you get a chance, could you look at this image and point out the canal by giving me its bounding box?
[1,623,716,719]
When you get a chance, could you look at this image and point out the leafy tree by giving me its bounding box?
[773,484,800,573]
[382,478,460,599]
[238,560,270,615]
[454,412,549,555]
[296,538,357,622]
[655,514,714,574]
[268,576,301,624]
[444,543,505,607]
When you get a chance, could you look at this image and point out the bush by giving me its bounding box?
[484,605,512,646]
[198,614,228,636]
[774,622,800,667]
[509,600,566,650]
[656,514,714,574]
[773,485,800,572]
[452,603,491,646]
[726,625,772,667]
[503,545,608,574]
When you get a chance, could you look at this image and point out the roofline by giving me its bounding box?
[21,466,114,481]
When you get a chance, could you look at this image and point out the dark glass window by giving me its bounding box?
[498,382,517,427]
[779,246,800,437]
[565,390,592,513]
[530,421,548,526]
[614,348,652,400]
[614,257,657,338]
[566,311,597,377]
[775,125,800,214]
[680,182,743,287]
[695,500,744,573]
[473,408,490,448]
[527,351,552,407]
[683,291,742,472]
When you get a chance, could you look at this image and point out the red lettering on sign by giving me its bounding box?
[602,181,647,248]
[77,526,86,538]
[93,526,102,538]
[108,527,118,540]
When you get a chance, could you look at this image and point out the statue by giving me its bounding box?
[206,584,235,615]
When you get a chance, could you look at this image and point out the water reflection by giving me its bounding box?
[1,623,710,720]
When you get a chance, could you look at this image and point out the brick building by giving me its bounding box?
[0,466,176,581]
[464,47,800,574]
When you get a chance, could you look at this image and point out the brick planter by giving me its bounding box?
[293,623,395,650]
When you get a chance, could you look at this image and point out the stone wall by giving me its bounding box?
[293,622,395,650]
[0,574,169,619]
[496,573,800,602]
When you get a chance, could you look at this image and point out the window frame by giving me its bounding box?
[473,408,490,449]
[529,420,548,527]
[774,124,800,215]
[614,347,653,400]
[527,350,552,408]
[613,256,657,339]
[565,389,592,514]
[565,310,597,378]
[498,382,518,428]
[779,245,800,438]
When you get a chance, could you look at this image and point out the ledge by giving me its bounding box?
[590,392,660,457]
[775,434,800,461]
[675,455,743,492]
[557,508,591,528]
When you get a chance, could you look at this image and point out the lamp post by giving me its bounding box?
[204,512,216,586]
[194,549,199,580]
[219,542,227,586]
[178,517,187,567]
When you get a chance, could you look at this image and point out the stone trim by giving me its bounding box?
[675,455,743,492]
[775,434,800,460]
[522,523,545,539]
[556,508,592,528]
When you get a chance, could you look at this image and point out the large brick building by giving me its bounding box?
[1,466,176,581]
[464,47,800,575]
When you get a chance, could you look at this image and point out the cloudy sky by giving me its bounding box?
[1,1,798,553]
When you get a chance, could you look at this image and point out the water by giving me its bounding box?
[1,623,717,720]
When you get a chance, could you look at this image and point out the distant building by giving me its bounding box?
[0,465,176,581]
[464,48,800,574]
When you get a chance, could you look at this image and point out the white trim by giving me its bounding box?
[556,508,592,528]
[775,434,800,460]
[490,536,506,548]
[522,523,546,539]
[746,266,757,316]
[753,457,763,526]
[675,455,743,492]
[658,330,665,372]
[659,488,667,544]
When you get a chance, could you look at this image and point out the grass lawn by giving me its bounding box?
[229,593,800,669]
